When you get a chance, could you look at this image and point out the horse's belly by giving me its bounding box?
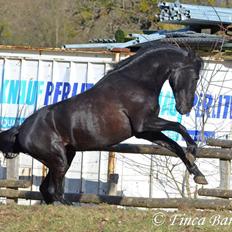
[71,111,132,150]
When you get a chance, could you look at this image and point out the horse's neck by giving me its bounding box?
[128,56,170,93]
[132,49,186,93]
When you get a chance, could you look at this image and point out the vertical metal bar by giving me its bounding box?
[97,152,101,194]
[86,62,90,85]
[30,158,34,205]
[0,58,6,127]
[79,152,84,193]
[149,155,154,198]
[34,59,41,111]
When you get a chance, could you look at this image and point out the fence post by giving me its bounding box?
[107,152,118,196]
[219,159,231,189]
[6,157,19,203]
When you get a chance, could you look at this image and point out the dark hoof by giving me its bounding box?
[194,175,208,185]
[186,152,196,165]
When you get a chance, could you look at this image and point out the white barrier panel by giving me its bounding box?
[0,47,231,200]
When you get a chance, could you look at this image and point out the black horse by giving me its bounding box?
[0,43,207,205]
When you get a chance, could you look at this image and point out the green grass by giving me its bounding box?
[0,204,232,232]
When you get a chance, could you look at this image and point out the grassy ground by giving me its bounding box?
[0,203,232,232]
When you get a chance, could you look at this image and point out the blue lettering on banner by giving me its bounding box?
[1,80,44,105]
[0,79,230,141]
[0,80,94,106]
[159,90,182,141]
[0,117,25,129]
[159,90,182,122]
[187,130,215,141]
[44,81,54,105]
[43,81,94,105]
[62,82,71,100]
[187,93,232,119]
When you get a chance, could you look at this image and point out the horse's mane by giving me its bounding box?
[109,42,191,73]
[95,42,197,85]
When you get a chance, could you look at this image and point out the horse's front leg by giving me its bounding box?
[135,131,207,185]
[142,116,197,163]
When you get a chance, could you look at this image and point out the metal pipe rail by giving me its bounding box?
[157,1,232,25]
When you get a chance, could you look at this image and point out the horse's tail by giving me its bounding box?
[0,127,20,159]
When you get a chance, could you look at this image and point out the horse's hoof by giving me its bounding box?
[194,175,208,185]
[186,152,196,165]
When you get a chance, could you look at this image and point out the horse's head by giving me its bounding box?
[169,50,203,115]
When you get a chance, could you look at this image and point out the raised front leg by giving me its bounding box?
[135,127,207,185]
[142,116,197,161]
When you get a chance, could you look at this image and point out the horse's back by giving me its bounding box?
[17,86,132,152]
[17,70,158,153]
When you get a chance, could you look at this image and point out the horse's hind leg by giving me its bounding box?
[40,171,53,204]
[136,131,208,185]
[39,145,76,205]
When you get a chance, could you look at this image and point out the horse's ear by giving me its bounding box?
[186,48,195,59]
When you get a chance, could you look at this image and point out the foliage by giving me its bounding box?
[115,29,125,42]
[139,0,150,13]
[0,0,230,47]
[0,22,11,44]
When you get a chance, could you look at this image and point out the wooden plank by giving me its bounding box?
[0,179,31,188]
[198,188,232,199]
[0,189,42,200]
[1,189,232,210]
[101,144,232,160]
[207,138,232,148]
